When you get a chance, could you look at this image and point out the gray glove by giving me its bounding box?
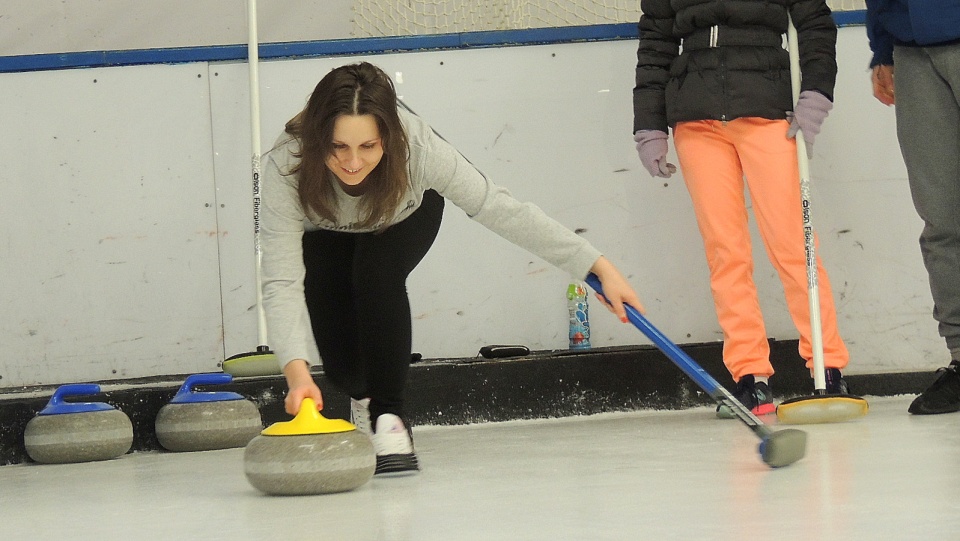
[787,90,832,155]
[634,130,677,178]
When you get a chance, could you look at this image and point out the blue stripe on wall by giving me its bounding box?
[0,11,866,74]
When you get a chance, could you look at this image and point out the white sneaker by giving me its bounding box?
[372,413,419,474]
[350,398,371,435]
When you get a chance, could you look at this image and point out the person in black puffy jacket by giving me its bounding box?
[632,0,850,418]
[867,0,960,415]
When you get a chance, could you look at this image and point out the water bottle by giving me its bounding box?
[567,282,591,349]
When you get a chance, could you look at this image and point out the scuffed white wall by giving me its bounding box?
[0,26,941,387]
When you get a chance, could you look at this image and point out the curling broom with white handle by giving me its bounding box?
[775,16,868,424]
[222,0,280,377]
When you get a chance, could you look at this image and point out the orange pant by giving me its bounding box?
[673,118,848,381]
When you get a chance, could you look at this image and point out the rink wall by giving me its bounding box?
[1,18,942,389]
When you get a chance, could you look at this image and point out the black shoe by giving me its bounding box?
[909,361,960,415]
[717,375,775,418]
[825,368,849,395]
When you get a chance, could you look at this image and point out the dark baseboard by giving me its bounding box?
[0,339,932,466]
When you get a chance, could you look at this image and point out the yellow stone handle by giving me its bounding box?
[261,398,357,436]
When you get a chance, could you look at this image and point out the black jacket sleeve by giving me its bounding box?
[633,0,678,133]
[789,0,838,100]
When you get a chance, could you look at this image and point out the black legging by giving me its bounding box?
[302,189,444,424]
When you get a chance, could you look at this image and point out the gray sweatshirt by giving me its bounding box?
[260,107,602,369]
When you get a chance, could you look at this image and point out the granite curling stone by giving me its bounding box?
[244,398,375,495]
[155,373,263,452]
[24,384,133,464]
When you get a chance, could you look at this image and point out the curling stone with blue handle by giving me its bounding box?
[155,373,263,452]
[24,384,133,464]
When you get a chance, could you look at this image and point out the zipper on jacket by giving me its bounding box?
[709,25,728,122]
[720,49,728,122]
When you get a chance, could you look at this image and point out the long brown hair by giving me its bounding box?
[285,62,409,229]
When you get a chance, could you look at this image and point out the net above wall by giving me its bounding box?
[352,0,866,38]
[353,0,639,37]
[829,0,867,12]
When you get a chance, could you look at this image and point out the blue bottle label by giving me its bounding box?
[567,283,590,349]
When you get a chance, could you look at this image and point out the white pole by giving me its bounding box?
[788,16,826,393]
[247,0,268,349]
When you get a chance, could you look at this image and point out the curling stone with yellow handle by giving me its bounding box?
[243,398,375,495]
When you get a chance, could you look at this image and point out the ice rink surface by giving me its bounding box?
[1,395,957,540]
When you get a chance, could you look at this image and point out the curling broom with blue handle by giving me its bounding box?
[585,273,807,468]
